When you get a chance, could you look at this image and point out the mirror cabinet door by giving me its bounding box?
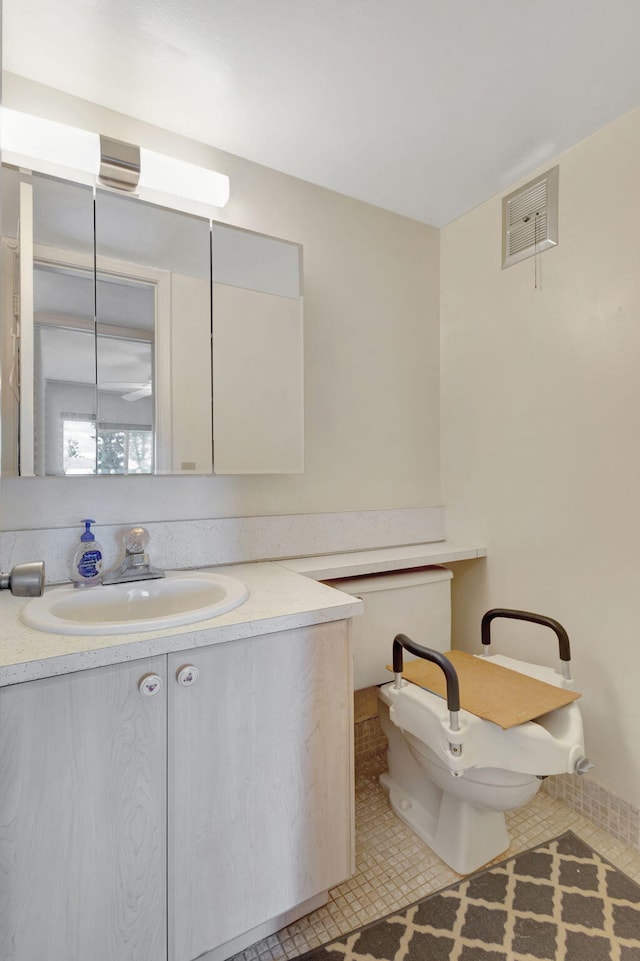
[94,191,213,475]
[211,224,304,474]
[1,167,96,476]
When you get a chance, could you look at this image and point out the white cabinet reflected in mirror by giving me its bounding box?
[0,164,304,477]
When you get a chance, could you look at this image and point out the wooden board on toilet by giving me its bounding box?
[386,650,581,729]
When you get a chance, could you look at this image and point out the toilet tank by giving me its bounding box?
[324,567,453,690]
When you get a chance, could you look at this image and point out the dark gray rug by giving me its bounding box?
[298,831,640,961]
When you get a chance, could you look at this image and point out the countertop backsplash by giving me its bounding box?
[0,507,445,585]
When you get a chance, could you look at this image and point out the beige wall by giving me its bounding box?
[1,74,441,528]
[11,69,637,808]
[441,105,640,802]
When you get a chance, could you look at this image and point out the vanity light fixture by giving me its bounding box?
[138,147,230,212]
[1,108,99,184]
[99,135,140,192]
[1,108,230,215]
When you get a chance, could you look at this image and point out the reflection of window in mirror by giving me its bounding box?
[63,417,153,475]
[33,261,156,475]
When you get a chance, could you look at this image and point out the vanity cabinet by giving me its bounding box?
[0,655,168,961]
[0,621,352,961]
[169,621,352,961]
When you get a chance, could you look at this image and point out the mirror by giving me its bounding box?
[95,189,212,474]
[1,165,213,475]
[1,163,304,477]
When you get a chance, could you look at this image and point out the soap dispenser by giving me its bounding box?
[71,519,104,588]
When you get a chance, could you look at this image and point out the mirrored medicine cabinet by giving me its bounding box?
[0,164,304,477]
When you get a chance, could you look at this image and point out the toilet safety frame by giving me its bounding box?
[392,607,575,753]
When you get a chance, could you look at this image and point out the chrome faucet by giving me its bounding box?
[103,527,165,584]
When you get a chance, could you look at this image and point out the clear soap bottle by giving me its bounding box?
[71,519,104,588]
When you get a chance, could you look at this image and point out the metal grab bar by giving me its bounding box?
[392,633,460,733]
[480,608,572,679]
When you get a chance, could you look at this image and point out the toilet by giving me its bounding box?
[327,567,590,875]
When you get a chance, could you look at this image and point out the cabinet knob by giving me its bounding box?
[176,664,200,687]
[139,673,163,697]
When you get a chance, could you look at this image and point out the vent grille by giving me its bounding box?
[502,165,559,268]
[508,212,548,256]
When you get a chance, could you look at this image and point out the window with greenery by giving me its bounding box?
[63,417,153,475]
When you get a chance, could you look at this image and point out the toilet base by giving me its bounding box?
[379,770,510,875]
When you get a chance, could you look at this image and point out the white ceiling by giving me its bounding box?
[4,0,640,227]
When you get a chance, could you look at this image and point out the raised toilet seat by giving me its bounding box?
[378,610,592,874]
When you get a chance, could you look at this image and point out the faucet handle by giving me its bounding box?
[124,526,150,554]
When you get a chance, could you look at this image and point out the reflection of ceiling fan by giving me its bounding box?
[101,381,152,401]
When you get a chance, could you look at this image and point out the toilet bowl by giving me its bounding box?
[327,569,591,875]
[378,645,588,874]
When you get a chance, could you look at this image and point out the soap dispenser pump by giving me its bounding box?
[71,519,104,588]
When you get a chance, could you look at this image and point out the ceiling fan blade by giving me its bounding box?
[100,381,146,391]
[122,385,152,401]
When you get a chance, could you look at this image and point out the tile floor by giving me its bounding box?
[233,750,640,961]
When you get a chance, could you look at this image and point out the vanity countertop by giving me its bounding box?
[0,540,487,688]
[280,541,487,580]
[0,561,363,687]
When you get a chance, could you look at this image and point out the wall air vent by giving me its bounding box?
[502,165,559,268]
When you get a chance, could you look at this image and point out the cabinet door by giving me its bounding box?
[0,657,167,961]
[168,622,352,961]
[211,223,304,475]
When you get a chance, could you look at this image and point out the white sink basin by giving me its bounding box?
[22,571,249,635]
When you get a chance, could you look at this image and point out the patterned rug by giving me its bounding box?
[297,832,640,961]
